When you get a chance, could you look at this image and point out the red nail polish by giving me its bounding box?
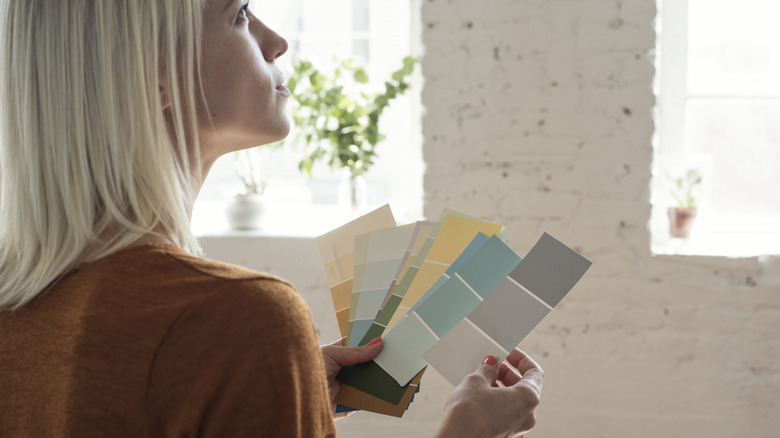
[482,356,497,365]
[367,337,382,346]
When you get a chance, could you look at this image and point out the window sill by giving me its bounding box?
[652,231,780,258]
[192,200,358,239]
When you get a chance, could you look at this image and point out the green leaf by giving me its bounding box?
[354,69,369,83]
[285,56,415,176]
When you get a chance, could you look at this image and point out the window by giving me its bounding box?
[653,0,780,256]
[193,0,422,235]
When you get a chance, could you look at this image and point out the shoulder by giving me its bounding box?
[75,243,318,363]
[163,273,315,346]
[141,244,315,341]
[144,248,333,437]
[152,243,292,285]
[94,243,306,314]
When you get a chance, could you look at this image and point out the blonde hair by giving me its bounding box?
[0,0,206,310]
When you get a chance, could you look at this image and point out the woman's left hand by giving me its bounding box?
[320,337,383,420]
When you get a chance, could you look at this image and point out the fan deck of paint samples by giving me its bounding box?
[315,205,591,417]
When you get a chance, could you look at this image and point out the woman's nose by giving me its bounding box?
[255,21,288,62]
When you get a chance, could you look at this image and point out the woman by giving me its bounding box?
[0,1,543,436]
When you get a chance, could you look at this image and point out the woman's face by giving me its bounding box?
[197,0,290,166]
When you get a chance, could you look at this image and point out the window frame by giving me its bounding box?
[652,0,780,257]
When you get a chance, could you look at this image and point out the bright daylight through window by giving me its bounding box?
[653,0,780,256]
[193,0,421,236]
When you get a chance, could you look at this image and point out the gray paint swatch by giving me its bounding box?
[509,232,591,307]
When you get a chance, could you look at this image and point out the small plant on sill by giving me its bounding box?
[670,168,702,210]
[667,168,702,238]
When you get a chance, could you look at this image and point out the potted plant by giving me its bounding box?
[667,168,702,238]
[284,56,417,215]
[226,148,268,230]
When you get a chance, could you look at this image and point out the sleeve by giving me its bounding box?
[146,278,337,438]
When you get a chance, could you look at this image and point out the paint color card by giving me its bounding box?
[347,224,416,346]
[368,241,435,334]
[337,358,415,404]
[422,278,551,386]
[334,368,424,417]
[372,313,437,385]
[353,222,435,346]
[421,318,505,386]
[378,221,435,309]
[360,211,509,344]
[509,232,593,308]
[374,236,522,386]
[321,208,514,415]
[414,279,481,336]
[409,233,490,313]
[355,215,448,346]
[316,205,396,339]
[467,277,551,351]
[422,232,591,386]
[389,215,508,330]
[329,281,353,337]
[436,208,512,242]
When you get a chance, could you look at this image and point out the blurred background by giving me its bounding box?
[198,1,780,436]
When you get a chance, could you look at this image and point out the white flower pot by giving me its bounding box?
[226,193,266,230]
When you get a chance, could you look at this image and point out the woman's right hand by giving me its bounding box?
[434,349,544,438]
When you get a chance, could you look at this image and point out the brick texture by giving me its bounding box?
[417,0,780,437]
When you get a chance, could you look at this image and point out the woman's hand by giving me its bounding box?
[320,337,383,420]
[435,349,544,438]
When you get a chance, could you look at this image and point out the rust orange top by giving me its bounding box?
[0,244,336,437]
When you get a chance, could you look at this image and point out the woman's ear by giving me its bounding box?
[160,85,171,110]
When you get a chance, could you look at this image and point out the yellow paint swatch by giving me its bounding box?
[395,215,505,319]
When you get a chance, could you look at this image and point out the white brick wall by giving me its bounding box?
[203,0,780,436]
[419,0,780,436]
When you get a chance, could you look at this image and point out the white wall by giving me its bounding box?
[202,0,780,436]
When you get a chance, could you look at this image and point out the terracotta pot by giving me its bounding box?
[668,207,697,238]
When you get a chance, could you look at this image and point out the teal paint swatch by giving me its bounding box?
[354,289,389,319]
[409,233,489,313]
[372,313,436,385]
[456,236,522,298]
[348,319,374,347]
[422,232,592,386]
[414,278,480,337]
[360,259,406,290]
[374,236,523,386]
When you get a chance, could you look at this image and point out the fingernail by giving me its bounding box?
[482,355,497,365]
[367,337,382,346]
